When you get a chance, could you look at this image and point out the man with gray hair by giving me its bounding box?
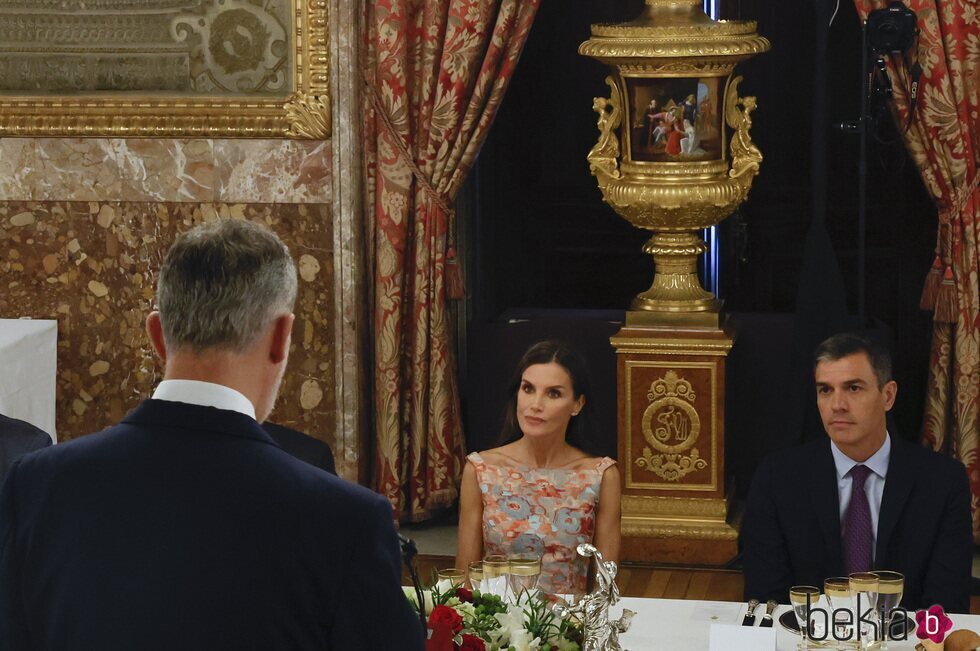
[0,220,423,649]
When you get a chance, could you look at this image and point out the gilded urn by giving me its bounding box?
[580,0,770,325]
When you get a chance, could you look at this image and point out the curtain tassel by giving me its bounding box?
[445,246,465,299]
[933,264,958,324]
[919,255,943,310]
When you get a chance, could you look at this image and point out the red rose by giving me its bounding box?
[455,586,473,602]
[458,633,486,651]
[428,604,463,635]
[425,622,455,651]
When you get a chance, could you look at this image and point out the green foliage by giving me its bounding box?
[520,591,568,643]
[465,589,507,638]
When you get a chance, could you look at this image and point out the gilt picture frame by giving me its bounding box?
[0,0,329,139]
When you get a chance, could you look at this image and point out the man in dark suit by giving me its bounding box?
[0,413,50,486]
[0,220,423,650]
[263,421,336,475]
[741,333,972,613]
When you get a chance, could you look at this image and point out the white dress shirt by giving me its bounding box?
[830,432,890,559]
[151,379,256,420]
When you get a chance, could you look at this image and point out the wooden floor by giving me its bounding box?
[405,555,980,614]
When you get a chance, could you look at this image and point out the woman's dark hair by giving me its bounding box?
[498,340,596,454]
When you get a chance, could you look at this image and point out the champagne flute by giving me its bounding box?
[436,567,465,590]
[482,554,510,599]
[790,585,821,649]
[872,571,904,649]
[849,573,879,650]
[507,553,542,599]
[823,577,853,648]
[467,561,484,591]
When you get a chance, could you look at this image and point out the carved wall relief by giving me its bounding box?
[0,0,329,138]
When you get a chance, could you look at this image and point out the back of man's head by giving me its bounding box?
[157,220,297,353]
[813,332,892,388]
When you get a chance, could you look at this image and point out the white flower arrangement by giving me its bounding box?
[405,580,581,651]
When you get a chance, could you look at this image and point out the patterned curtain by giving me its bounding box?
[854,1,980,540]
[362,0,541,521]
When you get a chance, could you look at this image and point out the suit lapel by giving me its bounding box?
[875,437,915,567]
[809,439,845,572]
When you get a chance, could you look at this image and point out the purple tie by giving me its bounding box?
[844,464,874,574]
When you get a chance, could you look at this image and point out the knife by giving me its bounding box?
[759,600,778,627]
[741,599,759,626]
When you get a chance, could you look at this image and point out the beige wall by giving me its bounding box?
[0,137,339,465]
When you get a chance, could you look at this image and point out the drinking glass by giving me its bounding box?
[789,585,821,649]
[482,554,510,599]
[849,573,879,650]
[436,567,465,589]
[823,577,854,648]
[872,571,904,650]
[467,561,484,591]
[507,553,542,598]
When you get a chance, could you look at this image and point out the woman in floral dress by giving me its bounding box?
[456,341,621,596]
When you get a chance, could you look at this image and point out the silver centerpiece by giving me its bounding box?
[554,544,636,651]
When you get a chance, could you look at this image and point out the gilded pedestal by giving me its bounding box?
[612,325,737,564]
[580,0,768,564]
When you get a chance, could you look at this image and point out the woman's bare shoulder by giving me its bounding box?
[567,455,602,472]
[477,444,524,467]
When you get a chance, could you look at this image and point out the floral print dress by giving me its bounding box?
[468,452,616,596]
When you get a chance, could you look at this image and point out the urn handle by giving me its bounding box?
[726,75,763,191]
[587,76,623,186]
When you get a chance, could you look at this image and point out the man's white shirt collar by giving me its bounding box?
[152,379,256,420]
[830,431,891,480]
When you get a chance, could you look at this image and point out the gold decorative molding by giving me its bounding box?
[587,76,624,184]
[621,518,738,540]
[286,93,332,139]
[598,176,748,229]
[622,494,729,519]
[611,336,734,355]
[725,75,763,194]
[578,39,771,63]
[616,62,737,77]
[621,492,738,541]
[620,159,729,176]
[636,447,707,481]
[0,0,330,139]
[581,19,769,67]
[590,21,760,39]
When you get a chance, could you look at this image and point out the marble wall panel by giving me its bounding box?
[0,201,337,452]
[0,138,331,205]
[0,139,123,202]
[214,139,332,204]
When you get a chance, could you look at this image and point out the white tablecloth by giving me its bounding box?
[0,319,57,442]
[615,597,980,650]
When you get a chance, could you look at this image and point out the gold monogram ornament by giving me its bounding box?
[637,370,706,481]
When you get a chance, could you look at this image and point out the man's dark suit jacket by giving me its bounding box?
[741,435,972,613]
[263,422,336,475]
[0,399,423,650]
[0,413,50,488]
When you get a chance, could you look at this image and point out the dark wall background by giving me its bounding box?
[460,0,937,497]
